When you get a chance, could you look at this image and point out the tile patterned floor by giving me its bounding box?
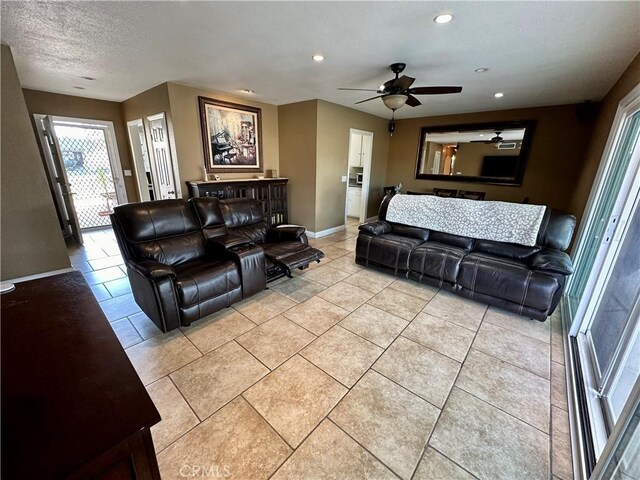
[68,221,574,480]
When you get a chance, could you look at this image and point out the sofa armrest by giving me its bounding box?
[207,234,255,254]
[267,226,306,242]
[529,249,574,275]
[207,235,266,297]
[358,220,392,236]
[128,259,176,280]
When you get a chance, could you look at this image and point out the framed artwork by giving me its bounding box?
[198,96,263,173]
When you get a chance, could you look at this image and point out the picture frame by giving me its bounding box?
[198,96,263,173]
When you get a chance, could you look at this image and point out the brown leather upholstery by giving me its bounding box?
[356,195,576,321]
[111,199,266,332]
[216,199,325,280]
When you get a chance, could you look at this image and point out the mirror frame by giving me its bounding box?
[414,120,536,186]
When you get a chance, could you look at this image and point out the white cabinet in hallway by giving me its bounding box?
[347,187,362,218]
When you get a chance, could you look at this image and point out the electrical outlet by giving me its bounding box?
[123,169,132,176]
[341,175,347,182]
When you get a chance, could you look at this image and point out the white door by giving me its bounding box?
[146,113,178,200]
[349,133,363,167]
[127,119,154,201]
[345,129,374,223]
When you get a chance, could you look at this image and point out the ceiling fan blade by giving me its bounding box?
[338,88,381,92]
[470,140,491,143]
[354,94,385,105]
[393,75,415,91]
[408,86,463,95]
[405,95,421,107]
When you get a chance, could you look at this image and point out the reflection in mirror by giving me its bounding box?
[415,121,534,185]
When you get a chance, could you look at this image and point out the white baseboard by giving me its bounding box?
[6,267,75,284]
[306,224,346,239]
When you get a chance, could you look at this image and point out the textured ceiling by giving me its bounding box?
[2,1,639,119]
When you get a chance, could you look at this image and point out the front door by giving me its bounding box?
[40,116,83,244]
[37,115,128,240]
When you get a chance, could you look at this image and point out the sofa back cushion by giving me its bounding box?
[220,199,268,244]
[112,199,205,266]
[190,197,228,240]
[538,209,576,251]
[428,231,475,251]
[390,223,430,241]
[474,239,539,260]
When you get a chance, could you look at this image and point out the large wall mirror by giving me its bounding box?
[415,120,535,185]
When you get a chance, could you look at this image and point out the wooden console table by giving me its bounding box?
[187,177,288,227]
[1,271,161,479]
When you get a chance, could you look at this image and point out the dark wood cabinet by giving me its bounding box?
[1,271,161,479]
[187,178,288,227]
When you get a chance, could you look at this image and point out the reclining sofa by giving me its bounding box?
[356,195,576,320]
[111,198,322,332]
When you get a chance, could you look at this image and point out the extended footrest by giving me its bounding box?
[263,241,325,281]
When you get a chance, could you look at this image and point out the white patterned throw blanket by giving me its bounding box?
[385,194,546,247]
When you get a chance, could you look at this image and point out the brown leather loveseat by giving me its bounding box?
[111,198,322,332]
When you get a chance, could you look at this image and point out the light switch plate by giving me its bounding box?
[123,169,132,176]
[341,175,347,182]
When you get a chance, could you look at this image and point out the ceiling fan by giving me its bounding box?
[471,131,504,143]
[338,62,462,111]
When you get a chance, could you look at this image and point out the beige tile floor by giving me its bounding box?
[69,220,574,480]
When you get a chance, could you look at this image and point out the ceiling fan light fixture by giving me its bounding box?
[434,13,454,24]
[382,94,408,111]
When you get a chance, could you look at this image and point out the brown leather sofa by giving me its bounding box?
[111,198,322,332]
[356,195,576,320]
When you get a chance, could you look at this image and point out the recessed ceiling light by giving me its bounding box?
[434,13,453,24]
[242,89,255,94]
[81,76,96,81]
[478,134,484,137]
[474,68,489,73]
[494,92,504,98]
[312,54,325,62]
[73,86,85,89]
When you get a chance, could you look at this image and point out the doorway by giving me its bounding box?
[35,115,127,243]
[127,113,180,201]
[345,129,373,223]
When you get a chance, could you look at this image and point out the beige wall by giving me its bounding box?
[22,89,139,202]
[569,53,640,221]
[316,100,389,230]
[387,104,595,214]
[121,82,179,197]
[1,45,70,280]
[166,83,279,192]
[278,101,318,230]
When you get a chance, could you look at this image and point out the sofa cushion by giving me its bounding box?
[409,242,467,285]
[389,223,430,241]
[356,233,425,273]
[113,199,206,266]
[174,259,241,307]
[190,197,228,240]
[458,253,560,311]
[474,239,539,261]
[428,231,474,251]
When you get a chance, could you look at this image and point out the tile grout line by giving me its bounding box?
[408,306,489,480]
